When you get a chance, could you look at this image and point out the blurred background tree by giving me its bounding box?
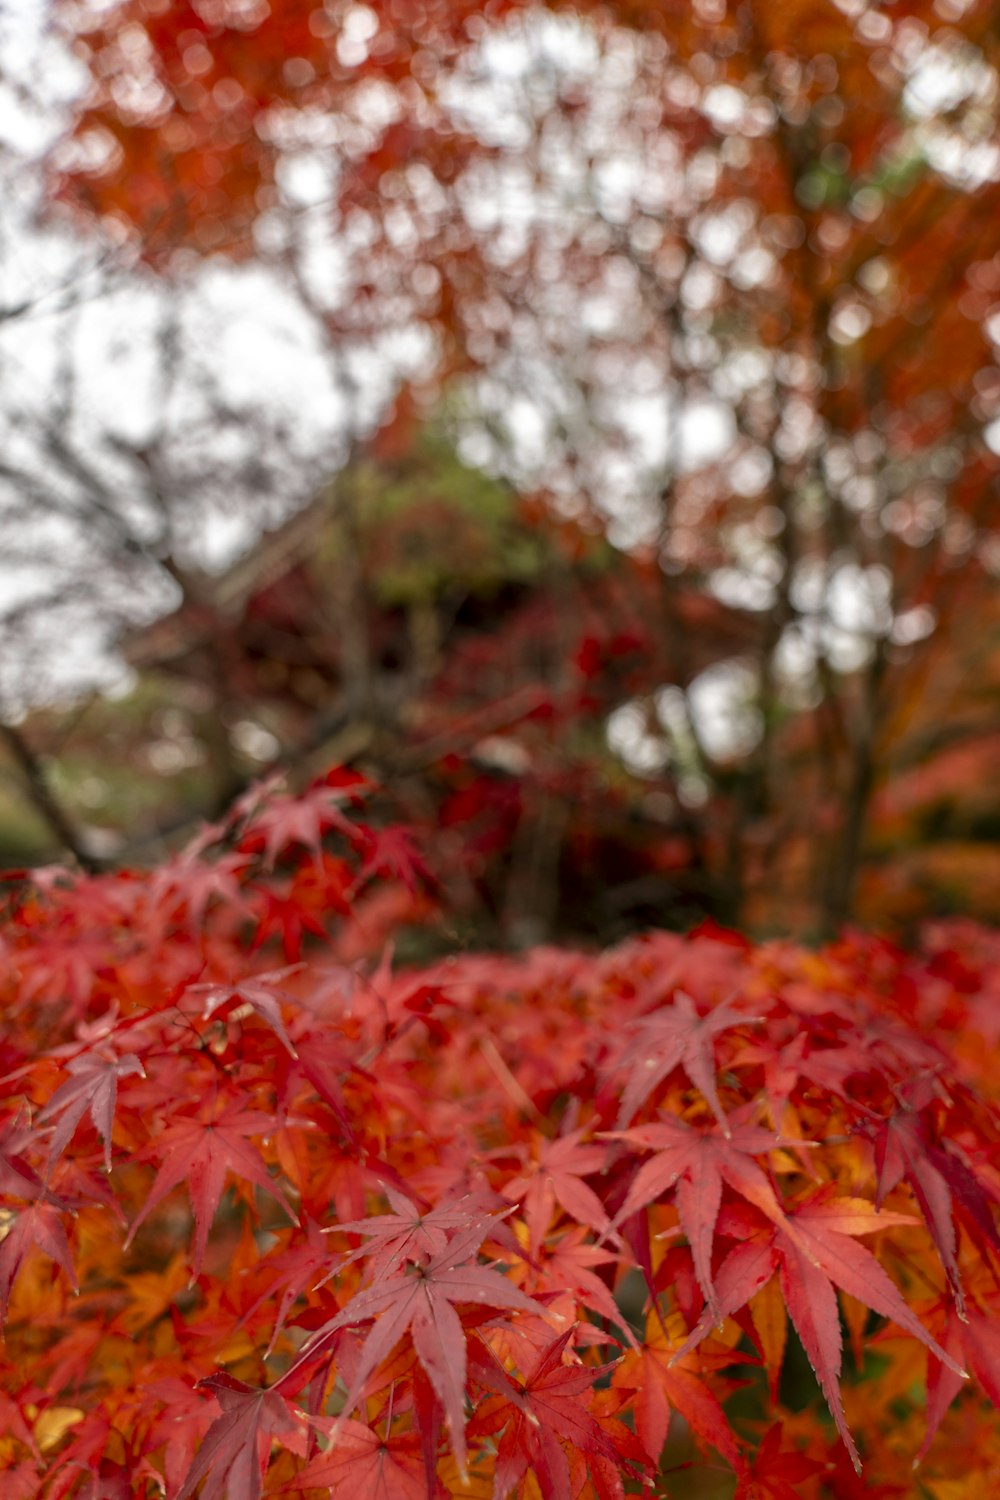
[1,0,1000,942]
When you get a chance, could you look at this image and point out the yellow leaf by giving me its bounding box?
[750,1275,787,1400]
[438,1453,494,1498]
[118,1252,188,1333]
[926,1484,980,1500]
[34,1407,84,1453]
[520,1472,545,1500]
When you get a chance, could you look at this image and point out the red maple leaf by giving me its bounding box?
[287,1029,372,1147]
[917,1282,1000,1461]
[148,849,252,931]
[468,1328,647,1500]
[0,1392,39,1465]
[245,879,341,962]
[124,1099,297,1271]
[291,1414,427,1498]
[237,1215,332,1358]
[186,966,305,1057]
[0,1108,60,1203]
[734,1423,826,1500]
[735,1027,864,1119]
[176,1373,307,1500]
[289,1215,541,1471]
[14,929,122,1010]
[857,1078,1000,1316]
[353,825,435,897]
[502,1127,614,1257]
[0,1200,77,1319]
[323,1186,506,1281]
[607,1109,799,1321]
[669,1192,965,1472]
[526,1227,634,1340]
[612,1309,742,1468]
[614,991,758,1130]
[246,780,367,867]
[38,1049,145,1172]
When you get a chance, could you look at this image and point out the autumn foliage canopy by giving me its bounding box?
[4,0,1000,1495]
[32,0,1000,935]
[3,775,1000,1497]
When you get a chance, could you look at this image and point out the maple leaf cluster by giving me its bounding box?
[1,776,1000,1497]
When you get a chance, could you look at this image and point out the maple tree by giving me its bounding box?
[5,8,1000,1488]
[0,772,999,1497]
[6,0,993,937]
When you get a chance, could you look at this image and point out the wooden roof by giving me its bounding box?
[121,489,332,670]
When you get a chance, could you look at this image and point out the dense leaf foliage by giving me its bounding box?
[2,778,1000,1496]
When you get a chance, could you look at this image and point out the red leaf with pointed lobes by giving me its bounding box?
[668,1192,966,1473]
[0,1200,77,1320]
[236,1215,331,1358]
[524,1226,636,1345]
[245,778,367,866]
[734,1423,826,1500]
[186,966,304,1057]
[0,1108,63,1203]
[323,1185,509,1281]
[614,990,759,1130]
[38,1050,145,1172]
[605,1108,807,1323]
[502,1127,614,1258]
[612,1308,742,1467]
[468,1328,649,1500]
[857,1078,1000,1318]
[917,1283,1000,1462]
[354,825,436,897]
[7,767,1000,1493]
[286,1214,541,1474]
[291,1415,428,1499]
[0,1391,40,1460]
[290,1034,368,1146]
[176,1373,307,1500]
[246,875,346,962]
[149,849,253,930]
[124,1099,297,1272]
